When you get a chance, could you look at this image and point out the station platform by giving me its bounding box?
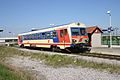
[91,47,120,56]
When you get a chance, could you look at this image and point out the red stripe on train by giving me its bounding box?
[23,43,71,46]
[72,36,88,38]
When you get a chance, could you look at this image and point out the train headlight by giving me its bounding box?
[85,39,88,43]
[72,39,77,43]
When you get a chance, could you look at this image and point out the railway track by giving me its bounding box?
[78,53,120,61]
[17,47,120,61]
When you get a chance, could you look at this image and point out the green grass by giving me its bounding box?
[0,46,36,80]
[0,62,25,80]
[0,46,30,60]
[0,62,36,80]
[31,54,74,67]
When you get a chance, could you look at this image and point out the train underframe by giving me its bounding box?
[20,43,91,53]
[50,43,91,53]
[65,43,91,53]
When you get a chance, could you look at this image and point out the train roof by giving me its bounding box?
[18,22,86,36]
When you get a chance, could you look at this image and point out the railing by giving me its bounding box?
[101,35,120,45]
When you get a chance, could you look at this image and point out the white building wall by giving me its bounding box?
[0,40,5,43]
[92,33,102,47]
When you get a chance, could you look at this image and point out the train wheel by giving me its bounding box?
[85,50,90,53]
[20,44,24,48]
[51,46,56,52]
[51,46,61,52]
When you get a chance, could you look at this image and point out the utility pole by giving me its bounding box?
[107,10,112,48]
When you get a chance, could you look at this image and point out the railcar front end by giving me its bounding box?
[65,27,91,53]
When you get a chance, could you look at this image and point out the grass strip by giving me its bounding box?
[0,62,36,80]
[0,46,36,80]
[31,51,120,74]
[0,62,23,80]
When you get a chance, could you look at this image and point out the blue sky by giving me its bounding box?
[0,0,120,37]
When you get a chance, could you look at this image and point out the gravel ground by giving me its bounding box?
[6,56,120,80]
[17,48,120,66]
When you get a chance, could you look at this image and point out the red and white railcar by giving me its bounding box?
[18,22,91,52]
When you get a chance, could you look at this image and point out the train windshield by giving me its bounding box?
[80,28,86,35]
[71,28,87,36]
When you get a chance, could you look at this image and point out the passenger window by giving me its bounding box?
[46,32,51,39]
[38,33,40,39]
[26,35,29,40]
[50,31,57,38]
[60,29,67,37]
[60,30,64,37]
[26,35,28,40]
[29,35,31,40]
[23,35,26,40]
[35,33,38,39]
[25,35,27,40]
[64,29,67,35]
[53,31,57,37]
[34,34,36,39]
[32,34,35,40]
[42,33,45,39]
[30,34,32,40]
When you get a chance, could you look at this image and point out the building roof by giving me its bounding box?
[86,26,103,34]
[0,37,18,40]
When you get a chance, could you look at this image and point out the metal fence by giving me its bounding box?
[101,35,120,45]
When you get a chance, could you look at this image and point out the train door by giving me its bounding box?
[18,36,22,44]
[57,29,70,48]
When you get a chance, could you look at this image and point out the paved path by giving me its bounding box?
[91,47,120,56]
